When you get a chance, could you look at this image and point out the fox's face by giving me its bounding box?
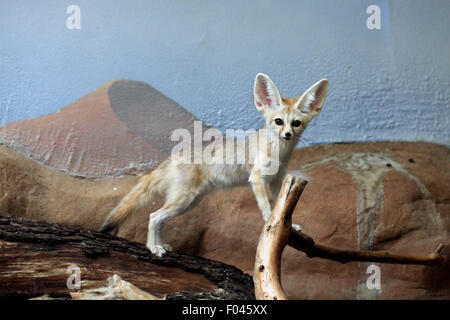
[253,73,328,143]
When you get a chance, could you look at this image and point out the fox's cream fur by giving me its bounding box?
[101,73,328,256]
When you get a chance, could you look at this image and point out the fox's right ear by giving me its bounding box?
[295,79,328,115]
[254,73,282,112]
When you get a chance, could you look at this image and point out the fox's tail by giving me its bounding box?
[100,162,168,233]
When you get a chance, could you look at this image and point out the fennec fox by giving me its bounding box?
[101,73,328,256]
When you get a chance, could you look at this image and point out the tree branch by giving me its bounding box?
[288,230,444,266]
[254,175,308,300]
[254,175,445,300]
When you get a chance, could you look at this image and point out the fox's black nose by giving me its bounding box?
[285,132,292,138]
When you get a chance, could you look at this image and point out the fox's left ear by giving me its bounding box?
[295,79,328,115]
[254,73,282,112]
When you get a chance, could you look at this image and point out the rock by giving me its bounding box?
[0,143,138,229]
[0,141,448,299]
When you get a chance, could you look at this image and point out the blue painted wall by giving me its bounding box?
[1,0,449,146]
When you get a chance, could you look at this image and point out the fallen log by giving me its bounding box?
[0,215,254,300]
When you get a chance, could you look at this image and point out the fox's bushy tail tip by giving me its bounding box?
[100,218,115,233]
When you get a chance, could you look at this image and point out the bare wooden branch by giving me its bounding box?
[254,175,308,300]
[288,231,444,266]
[254,174,445,300]
[70,274,165,300]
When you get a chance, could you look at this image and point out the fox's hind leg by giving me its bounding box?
[146,208,172,256]
[146,189,203,257]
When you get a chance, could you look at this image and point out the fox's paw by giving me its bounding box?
[161,243,173,252]
[148,244,173,257]
[292,223,302,232]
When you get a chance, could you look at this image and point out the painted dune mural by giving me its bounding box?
[0,80,207,177]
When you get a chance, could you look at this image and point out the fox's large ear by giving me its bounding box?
[254,73,282,112]
[295,79,328,115]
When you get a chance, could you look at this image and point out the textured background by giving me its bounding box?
[0,0,449,146]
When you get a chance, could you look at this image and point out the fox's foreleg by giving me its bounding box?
[269,174,283,203]
[249,170,272,221]
[251,170,302,231]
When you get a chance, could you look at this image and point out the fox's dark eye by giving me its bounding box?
[292,120,302,127]
[274,118,283,125]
